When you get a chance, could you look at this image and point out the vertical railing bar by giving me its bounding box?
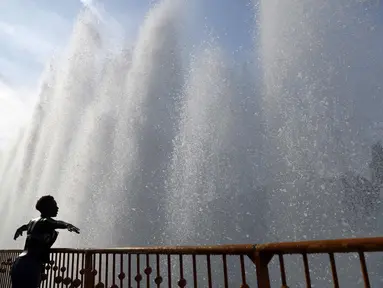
[4,252,8,287]
[0,253,3,287]
[0,254,3,286]
[3,252,7,288]
[58,252,62,288]
[0,254,3,288]
[178,254,186,287]
[2,259,4,288]
[8,252,12,288]
[61,252,67,288]
[42,261,47,288]
[93,252,96,287]
[240,254,247,286]
[358,252,371,288]
[90,252,95,288]
[4,252,9,288]
[222,255,228,288]
[9,252,13,288]
[92,253,96,270]
[328,253,339,288]
[48,253,55,288]
[5,252,8,288]
[146,254,151,288]
[15,252,18,285]
[11,252,15,288]
[192,254,198,288]
[156,254,160,288]
[3,253,7,286]
[120,253,124,288]
[207,255,212,288]
[2,252,5,287]
[6,253,9,288]
[302,253,311,288]
[278,254,288,287]
[2,254,5,287]
[2,254,5,288]
[4,253,7,288]
[44,263,49,288]
[7,252,11,288]
[128,254,132,288]
[167,254,172,288]
[3,252,7,287]
[5,253,8,287]
[12,252,15,287]
[76,252,80,282]
[0,253,4,284]
[66,250,70,286]
[137,254,141,288]
[4,253,7,287]
[56,252,62,287]
[71,252,75,286]
[11,252,15,287]
[112,253,116,286]
[8,252,11,285]
[98,253,102,285]
[105,253,109,288]
[6,252,9,288]
[14,252,18,287]
[84,251,94,288]
[179,254,184,283]
[80,252,85,287]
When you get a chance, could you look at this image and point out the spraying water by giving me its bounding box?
[260,0,383,285]
[0,0,382,285]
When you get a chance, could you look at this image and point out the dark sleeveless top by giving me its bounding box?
[20,217,59,263]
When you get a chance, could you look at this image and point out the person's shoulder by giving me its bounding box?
[41,217,56,224]
[37,217,58,232]
[26,217,41,233]
[27,217,40,227]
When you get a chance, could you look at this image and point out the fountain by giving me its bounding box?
[0,0,382,285]
[260,0,383,285]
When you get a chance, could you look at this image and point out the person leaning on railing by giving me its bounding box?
[11,195,80,288]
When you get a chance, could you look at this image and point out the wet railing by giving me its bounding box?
[0,237,382,287]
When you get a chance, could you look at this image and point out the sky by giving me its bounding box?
[0,0,255,148]
[0,0,81,147]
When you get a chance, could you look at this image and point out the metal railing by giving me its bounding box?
[1,237,382,288]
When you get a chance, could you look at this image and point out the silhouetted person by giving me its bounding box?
[11,195,80,288]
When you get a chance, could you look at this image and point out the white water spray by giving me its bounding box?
[0,0,382,285]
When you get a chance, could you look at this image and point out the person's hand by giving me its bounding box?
[67,224,80,234]
[13,229,23,240]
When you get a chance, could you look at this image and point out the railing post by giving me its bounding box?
[248,245,273,288]
[254,251,273,288]
[83,251,94,288]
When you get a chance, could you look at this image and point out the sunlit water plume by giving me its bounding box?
[0,0,383,286]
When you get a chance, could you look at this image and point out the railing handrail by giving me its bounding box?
[0,244,256,255]
[256,236,383,254]
[1,236,382,254]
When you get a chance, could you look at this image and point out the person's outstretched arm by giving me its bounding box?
[14,223,29,240]
[46,218,80,234]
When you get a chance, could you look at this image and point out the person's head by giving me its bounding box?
[35,195,59,218]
